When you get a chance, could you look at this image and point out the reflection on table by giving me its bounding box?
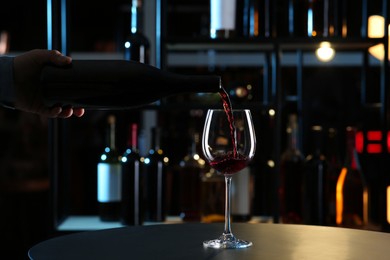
[29,223,390,260]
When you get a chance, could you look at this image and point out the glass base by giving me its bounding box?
[203,233,253,249]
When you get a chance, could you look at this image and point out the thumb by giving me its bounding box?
[32,49,72,66]
[46,50,72,66]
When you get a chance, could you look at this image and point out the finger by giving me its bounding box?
[57,107,74,118]
[73,108,85,117]
[40,106,63,118]
[32,49,72,66]
[47,50,72,66]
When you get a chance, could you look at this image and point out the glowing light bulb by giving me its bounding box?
[315,42,335,62]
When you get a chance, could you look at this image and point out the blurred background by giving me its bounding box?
[0,0,389,258]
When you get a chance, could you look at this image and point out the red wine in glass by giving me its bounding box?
[209,154,248,175]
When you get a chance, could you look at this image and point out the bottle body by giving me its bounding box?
[177,133,204,222]
[231,167,253,222]
[97,115,122,221]
[40,60,221,109]
[200,168,225,223]
[280,114,305,224]
[143,127,168,222]
[325,127,342,226]
[121,123,143,225]
[303,125,328,225]
[336,127,368,228]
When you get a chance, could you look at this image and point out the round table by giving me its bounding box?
[28,223,390,260]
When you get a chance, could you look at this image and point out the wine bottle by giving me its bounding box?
[200,168,225,223]
[280,114,305,224]
[124,0,150,63]
[142,127,168,222]
[303,125,328,225]
[177,132,205,222]
[231,167,253,222]
[40,60,221,109]
[336,126,368,228]
[97,115,122,221]
[242,0,259,38]
[120,123,143,225]
[325,127,342,226]
[210,0,237,39]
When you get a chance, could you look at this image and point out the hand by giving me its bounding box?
[13,49,85,118]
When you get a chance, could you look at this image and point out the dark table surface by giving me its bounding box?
[28,223,390,260]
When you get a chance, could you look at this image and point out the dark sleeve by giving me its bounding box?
[0,56,15,109]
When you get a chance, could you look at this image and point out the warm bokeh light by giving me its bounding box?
[0,31,9,55]
[315,42,335,62]
[387,186,390,224]
[336,167,347,225]
[368,15,390,61]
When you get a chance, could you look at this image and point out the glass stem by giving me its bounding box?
[224,175,233,236]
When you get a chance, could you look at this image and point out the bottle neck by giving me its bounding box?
[309,126,323,156]
[190,132,200,155]
[127,123,138,150]
[151,127,161,151]
[107,115,116,150]
[131,0,142,34]
[345,127,359,170]
[287,125,300,151]
[326,128,340,164]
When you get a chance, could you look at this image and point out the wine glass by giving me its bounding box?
[202,109,256,249]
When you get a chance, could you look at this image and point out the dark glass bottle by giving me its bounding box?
[120,123,143,225]
[97,115,122,221]
[280,114,305,224]
[177,132,205,222]
[303,125,328,225]
[231,166,253,222]
[242,0,259,38]
[143,127,168,222]
[325,127,342,226]
[124,0,150,63]
[40,60,221,109]
[200,168,225,223]
[336,126,368,228]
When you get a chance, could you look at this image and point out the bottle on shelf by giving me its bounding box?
[241,0,259,38]
[142,127,169,222]
[210,0,237,38]
[231,166,254,222]
[279,114,305,224]
[120,123,143,226]
[124,0,150,63]
[325,127,342,226]
[40,60,221,110]
[177,132,205,222]
[200,168,225,223]
[97,115,122,221]
[336,126,369,228]
[303,125,328,225]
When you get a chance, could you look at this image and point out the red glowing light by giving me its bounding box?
[356,131,364,153]
[367,131,382,141]
[367,144,382,153]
